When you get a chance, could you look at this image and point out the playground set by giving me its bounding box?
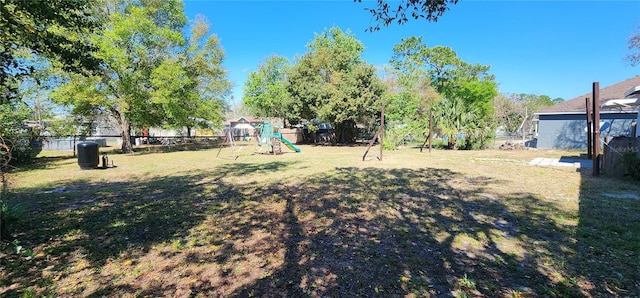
[216,120,301,159]
[255,121,301,154]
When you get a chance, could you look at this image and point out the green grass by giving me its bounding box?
[1,144,639,297]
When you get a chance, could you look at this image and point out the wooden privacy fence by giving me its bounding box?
[603,137,640,177]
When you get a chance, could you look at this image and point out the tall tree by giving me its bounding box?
[355,0,459,31]
[287,27,386,143]
[53,0,230,153]
[53,0,186,153]
[151,15,232,136]
[381,68,440,148]
[494,93,563,137]
[243,54,292,125]
[391,36,498,149]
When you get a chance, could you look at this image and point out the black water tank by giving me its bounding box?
[77,142,99,170]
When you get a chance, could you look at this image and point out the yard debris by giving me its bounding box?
[498,142,523,150]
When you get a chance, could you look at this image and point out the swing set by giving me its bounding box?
[362,106,434,161]
[215,130,240,160]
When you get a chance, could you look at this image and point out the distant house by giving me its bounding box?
[534,76,640,149]
[227,117,264,140]
[194,116,269,140]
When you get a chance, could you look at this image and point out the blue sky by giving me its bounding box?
[184,0,640,106]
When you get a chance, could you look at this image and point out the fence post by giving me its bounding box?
[592,82,600,176]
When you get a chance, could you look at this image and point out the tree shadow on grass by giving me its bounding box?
[571,171,640,297]
[222,167,583,297]
[6,155,78,173]
[129,142,223,155]
[2,162,587,297]
[1,161,295,297]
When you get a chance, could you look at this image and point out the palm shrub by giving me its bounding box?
[434,97,474,149]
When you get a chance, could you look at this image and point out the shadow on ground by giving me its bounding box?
[1,162,607,297]
[228,167,580,297]
[572,170,640,297]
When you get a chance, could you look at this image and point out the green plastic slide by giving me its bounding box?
[275,133,301,152]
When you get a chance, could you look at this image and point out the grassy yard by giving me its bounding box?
[1,144,639,297]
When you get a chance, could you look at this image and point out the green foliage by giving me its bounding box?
[1,0,100,163]
[391,37,494,93]
[620,151,640,180]
[177,16,231,130]
[287,27,386,143]
[457,274,477,290]
[1,199,27,240]
[434,97,472,149]
[382,125,413,150]
[52,0,187,153]
[381,68,440,144]
[390,36,498,149]
[356,0,459,31]
[455,80,497,122]
[0,102,41,165]
[243,55,292,124]
[52,1,230,153]
[0,0,100,90]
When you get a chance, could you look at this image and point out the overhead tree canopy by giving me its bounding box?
[355,0,459,31]
[0,0,101,164]
[0,0,100,87]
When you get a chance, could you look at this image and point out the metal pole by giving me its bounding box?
[585,97,592,159]
[592,82,600,176]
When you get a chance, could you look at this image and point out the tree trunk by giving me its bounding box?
[119,114,134,153]
[448,135,457,150]
[335,120,357,144]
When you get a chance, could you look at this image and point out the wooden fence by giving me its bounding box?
[603,137,640,177]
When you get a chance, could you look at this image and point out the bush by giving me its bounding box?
[5,137,41,165]
[620,151,640,180]
[1,199,27,240]
[1,103,41,165]
[383,126,416,150]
